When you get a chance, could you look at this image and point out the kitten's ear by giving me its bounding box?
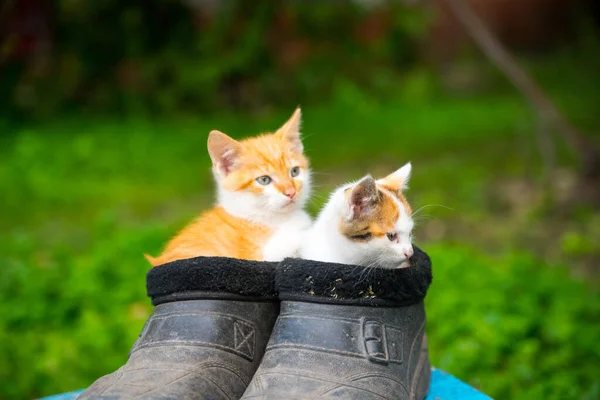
[378,162,411,192]
[347,176,379,220]
[276,107,303,152]
[207,130,243,177]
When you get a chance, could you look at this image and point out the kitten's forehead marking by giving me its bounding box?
[379,186,412,217]
[222,131,308,193]
[243,134,307,172]
[340,187,401,240]
[379,186,414,235]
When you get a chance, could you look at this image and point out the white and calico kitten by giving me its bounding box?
[300,163,414,269]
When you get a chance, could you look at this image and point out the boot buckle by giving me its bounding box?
[361,318,389,363]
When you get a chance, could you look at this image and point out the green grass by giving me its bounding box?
[426,244,600,399]
[1,88,599,399]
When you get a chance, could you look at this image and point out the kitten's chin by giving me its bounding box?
[277,201,301,213]
[357,258,408,270]
[270,195,307,213]
[377,257,411,270]
[281,199,296,208]
[376,261,409,270]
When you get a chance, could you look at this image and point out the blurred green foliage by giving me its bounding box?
[2,1,600,399]
[3,0,426,118]
[2,72,600,398]
[426,244,600,400]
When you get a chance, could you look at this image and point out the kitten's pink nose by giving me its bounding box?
[403,247,414,259]
[284,188,296,199]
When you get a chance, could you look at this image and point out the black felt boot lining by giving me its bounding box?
[146,257,278,305]
[146,246,432,307]
[276,246,432,306]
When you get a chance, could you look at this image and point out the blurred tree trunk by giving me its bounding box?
[427,0,578,62]
[442,0,600,203]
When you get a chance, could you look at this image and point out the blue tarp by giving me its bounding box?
[38,368,492,400]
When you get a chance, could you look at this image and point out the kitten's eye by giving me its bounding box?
[256,175,272,185]
[386,232,398,242]
[350,232,372,241]
[290,166,300,177]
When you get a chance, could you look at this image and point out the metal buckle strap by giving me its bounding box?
[268,315,404,364]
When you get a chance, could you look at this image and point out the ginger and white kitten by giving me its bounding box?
[146,108,312,266]
[300,163,414,269]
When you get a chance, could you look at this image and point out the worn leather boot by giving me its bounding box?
[79,257,279,400]
[241,246,433,400]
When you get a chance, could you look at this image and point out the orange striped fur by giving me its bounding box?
[146,207,272,265]
[146,108,311,266]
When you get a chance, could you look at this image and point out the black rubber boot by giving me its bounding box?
[241,246,433,400]
[79,257,279,400]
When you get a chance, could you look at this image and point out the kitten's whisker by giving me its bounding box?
[412,204,454,218]
[412,214,433,221]
[299,131,318,141]
[356,261,377,286]
[412,215,435,226]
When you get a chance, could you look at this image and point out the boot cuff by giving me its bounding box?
[147,257,278,305]
[276,245,432,306]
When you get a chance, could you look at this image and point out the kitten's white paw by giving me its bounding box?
[263,233,302,261]
[262,210,312,261]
